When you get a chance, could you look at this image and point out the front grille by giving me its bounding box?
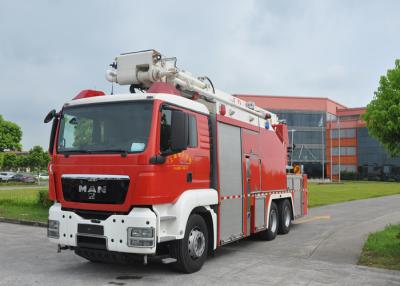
[61,175,130,204]
[78,224,104,236]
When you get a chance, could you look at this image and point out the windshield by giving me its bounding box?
[57,101,153,154]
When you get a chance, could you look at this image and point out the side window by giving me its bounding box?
[160,109,172,153]
[188,115,198,148]
[159,109,198,152]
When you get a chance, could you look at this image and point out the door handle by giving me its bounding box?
[187,172,193,183]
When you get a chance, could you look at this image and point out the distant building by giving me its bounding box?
[235,95,400,180]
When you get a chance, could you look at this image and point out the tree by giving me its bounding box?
[363,59,400,157]
[16,155,29,170]
[27,146,50,173]
[2,153,17,170]
[0,115,22,152]
[0,152,4,170]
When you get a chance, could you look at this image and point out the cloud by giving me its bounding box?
[0,0,399,149]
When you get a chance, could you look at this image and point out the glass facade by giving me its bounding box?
[357,127,400,178]
[272,110,327,178]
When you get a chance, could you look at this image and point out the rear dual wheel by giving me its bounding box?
[259,201,279,241]
[278,199,292,235]
[259,199,292,240]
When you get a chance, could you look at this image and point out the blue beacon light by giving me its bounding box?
[265,120,270,129]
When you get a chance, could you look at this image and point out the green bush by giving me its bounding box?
[37,190,52,208]
[0,152,4,169]
[340,171,357,180]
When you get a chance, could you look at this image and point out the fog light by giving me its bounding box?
[127,227,154,247]
[48,220,59,238]
[128,239,154,247]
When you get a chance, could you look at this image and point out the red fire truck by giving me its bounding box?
[44,50,308,273]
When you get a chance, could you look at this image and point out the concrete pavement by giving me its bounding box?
[1,195,400,285]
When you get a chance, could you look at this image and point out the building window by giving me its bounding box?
[332,164,357,174]
[273,111,325,127]
[291,130,325,145]
[327,113,337,122]
[339,115,360,121]
[292,147,323,162]
[332,147,356,156]
[331,128,355,139]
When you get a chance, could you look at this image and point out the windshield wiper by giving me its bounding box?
[89,149,129,157]
[58,150,93,157]
[59,149,131,157]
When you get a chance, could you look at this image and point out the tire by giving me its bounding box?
[278,199,292,235]
[259,201,279,241]
[171,214,209,273]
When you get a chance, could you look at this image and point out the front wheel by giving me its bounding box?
[171,214,208,273]
[259,201,279,241]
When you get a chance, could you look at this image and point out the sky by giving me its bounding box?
[0,0,399,150]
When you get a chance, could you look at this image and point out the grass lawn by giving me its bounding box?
[0,188,48,222]
[359,224,400,271]
[308,181,400,208]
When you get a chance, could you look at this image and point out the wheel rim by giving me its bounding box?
[270,209,277,233]
[284,205,291,227]
[188,228,206,259]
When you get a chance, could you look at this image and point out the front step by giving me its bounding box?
[161,257,177,264]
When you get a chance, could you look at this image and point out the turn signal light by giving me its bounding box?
[48,220,59,238]
[219,104,226,116]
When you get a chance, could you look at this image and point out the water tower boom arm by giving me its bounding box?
[106,49,278,123]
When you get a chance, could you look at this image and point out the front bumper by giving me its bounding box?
[48,203,157,254]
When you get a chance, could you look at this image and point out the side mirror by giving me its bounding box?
[170,110,188,152]
[44,109,56,123]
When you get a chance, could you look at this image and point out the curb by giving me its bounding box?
[0,217,47,228]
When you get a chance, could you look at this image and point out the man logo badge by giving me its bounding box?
[78,185,107,200]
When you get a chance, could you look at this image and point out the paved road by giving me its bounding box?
[1,195,400,286]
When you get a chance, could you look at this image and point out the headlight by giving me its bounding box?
[127,227,154,247]
[48,220,59,238]
[129,227,154,238]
